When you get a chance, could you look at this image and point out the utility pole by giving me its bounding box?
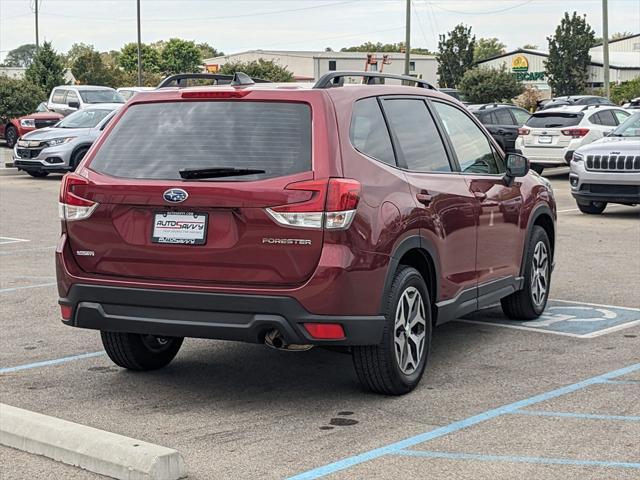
[404,0,411,76]
[137,0,143,86]
[34,0,39,50]
[602,0,610,98]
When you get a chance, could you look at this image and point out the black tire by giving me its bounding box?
[501,226,551,320]
[577,201,607,215]
[26,170,49,178]
[101,331,183,371]
[4,125,18,149]
[70,146,89,170]
[531,164,544,174]
[352,267,432,395]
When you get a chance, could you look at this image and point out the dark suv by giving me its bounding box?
[56,72,556,395]
[469,104,531,153]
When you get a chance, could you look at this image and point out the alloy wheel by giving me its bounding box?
[530,241,549,307]
[394,286,427,375]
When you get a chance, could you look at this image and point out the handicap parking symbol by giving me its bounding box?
[461,300,640,337]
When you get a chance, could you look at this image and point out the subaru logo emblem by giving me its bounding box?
[163,188,188,203]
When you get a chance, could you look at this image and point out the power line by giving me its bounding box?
[429,0,534,15]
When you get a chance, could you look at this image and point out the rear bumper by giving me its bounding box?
[60,284,385,346]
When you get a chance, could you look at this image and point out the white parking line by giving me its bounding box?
[0,236,30,245]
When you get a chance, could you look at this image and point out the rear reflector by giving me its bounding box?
[303,323,345,340]
[181,90,251,99]
[58,173,98,221]
[266,178,361,230]
[60,305,73,320]
[561,128,589,138]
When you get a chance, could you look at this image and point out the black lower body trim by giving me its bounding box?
[60,284,386,346]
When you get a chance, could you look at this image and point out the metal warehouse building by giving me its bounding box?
[203,50,438,84]
[476,33,640,98]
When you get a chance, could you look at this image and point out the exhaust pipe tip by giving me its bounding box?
[264,329,313,352]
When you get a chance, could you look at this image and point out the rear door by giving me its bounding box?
[380,96,478,303]
[69,96,331,287]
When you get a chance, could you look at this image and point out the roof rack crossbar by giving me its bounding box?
[157,72,271,88]
[314,71,436,90]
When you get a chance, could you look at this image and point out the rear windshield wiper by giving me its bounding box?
[179,167,266,180]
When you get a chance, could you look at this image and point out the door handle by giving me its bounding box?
[472,191,487,200]
[497,129,506,135]
[416,191,432,205]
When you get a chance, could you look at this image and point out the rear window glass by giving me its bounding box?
[526,113,582,128]
[89,101,312,180]
[350,97,395,165]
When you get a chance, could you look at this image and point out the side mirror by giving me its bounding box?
[68,101,80,110]
[505,153,529,179]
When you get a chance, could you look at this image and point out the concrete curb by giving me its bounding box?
[0,403,187,480]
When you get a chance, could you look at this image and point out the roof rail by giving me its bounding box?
[157,72,271,88]
[478,103,500,110]
[314,71,436,90]
[581,104,600,111]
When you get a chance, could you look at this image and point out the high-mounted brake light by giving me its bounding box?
[266,178,361,230]
[561,128,589,138]
[518,128,530,136]
[181,91,251,99]
[58,173,98,221]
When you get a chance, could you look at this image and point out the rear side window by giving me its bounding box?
[590,110,616,126]
[350,98,395,165]
[495,109,514,125]
[90,101,312,180]
[526,113,582,128]
[382,98,451,172]
[480,112,497,125]
[51,89,66,103]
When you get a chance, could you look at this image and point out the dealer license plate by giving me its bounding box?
[152,212,208,245]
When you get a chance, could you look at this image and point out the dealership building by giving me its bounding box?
[204,50,438,84]
[476,33,640,98]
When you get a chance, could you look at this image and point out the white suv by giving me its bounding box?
[47,85,125,117]
[515,105,630,173]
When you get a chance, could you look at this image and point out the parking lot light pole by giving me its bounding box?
[602,0,610,98]
[34,0,39,50]
[404,0,411,76]
[137,0,143,87]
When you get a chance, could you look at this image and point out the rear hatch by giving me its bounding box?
[523,111,583,148]
[65,93,331,287]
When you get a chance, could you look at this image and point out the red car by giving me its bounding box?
[56,72,556,395]
[1,103,63,148]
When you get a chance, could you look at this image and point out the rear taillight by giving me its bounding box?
[58,173,98,221]
[518,128,530,136]
[561,128,589,138]
[266,178,361,230]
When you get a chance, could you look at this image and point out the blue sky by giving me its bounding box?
[1,0,638,61]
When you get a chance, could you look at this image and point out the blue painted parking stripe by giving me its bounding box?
[0,282,57,293]
[0,351,105,374]
[287,363,640,480]
[392,450,640,469]
[515,410,640,421]
[601,379,640,385]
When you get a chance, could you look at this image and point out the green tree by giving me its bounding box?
[25,42,66,95]
[522,44,539,50]
[0,76,46,119]
[459,66,524,103]
[71,49,120,87]
[474,37,506,62]
[198,42,223,60]
[64,43,95,68]
[610,77,640,105]
[160,38,203,75]
[3,44,38,67]
[545,12,595,96]
[218,59,294,82]
[340,41,432,54]
[118,43,161,74]
[436,24,476,88]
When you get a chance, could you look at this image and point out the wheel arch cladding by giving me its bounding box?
[381,236,439,323]
[523,204,555,276]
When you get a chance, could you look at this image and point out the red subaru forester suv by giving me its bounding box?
[56,72,556,395]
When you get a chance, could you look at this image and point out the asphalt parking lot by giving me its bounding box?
[1,144,638,479]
